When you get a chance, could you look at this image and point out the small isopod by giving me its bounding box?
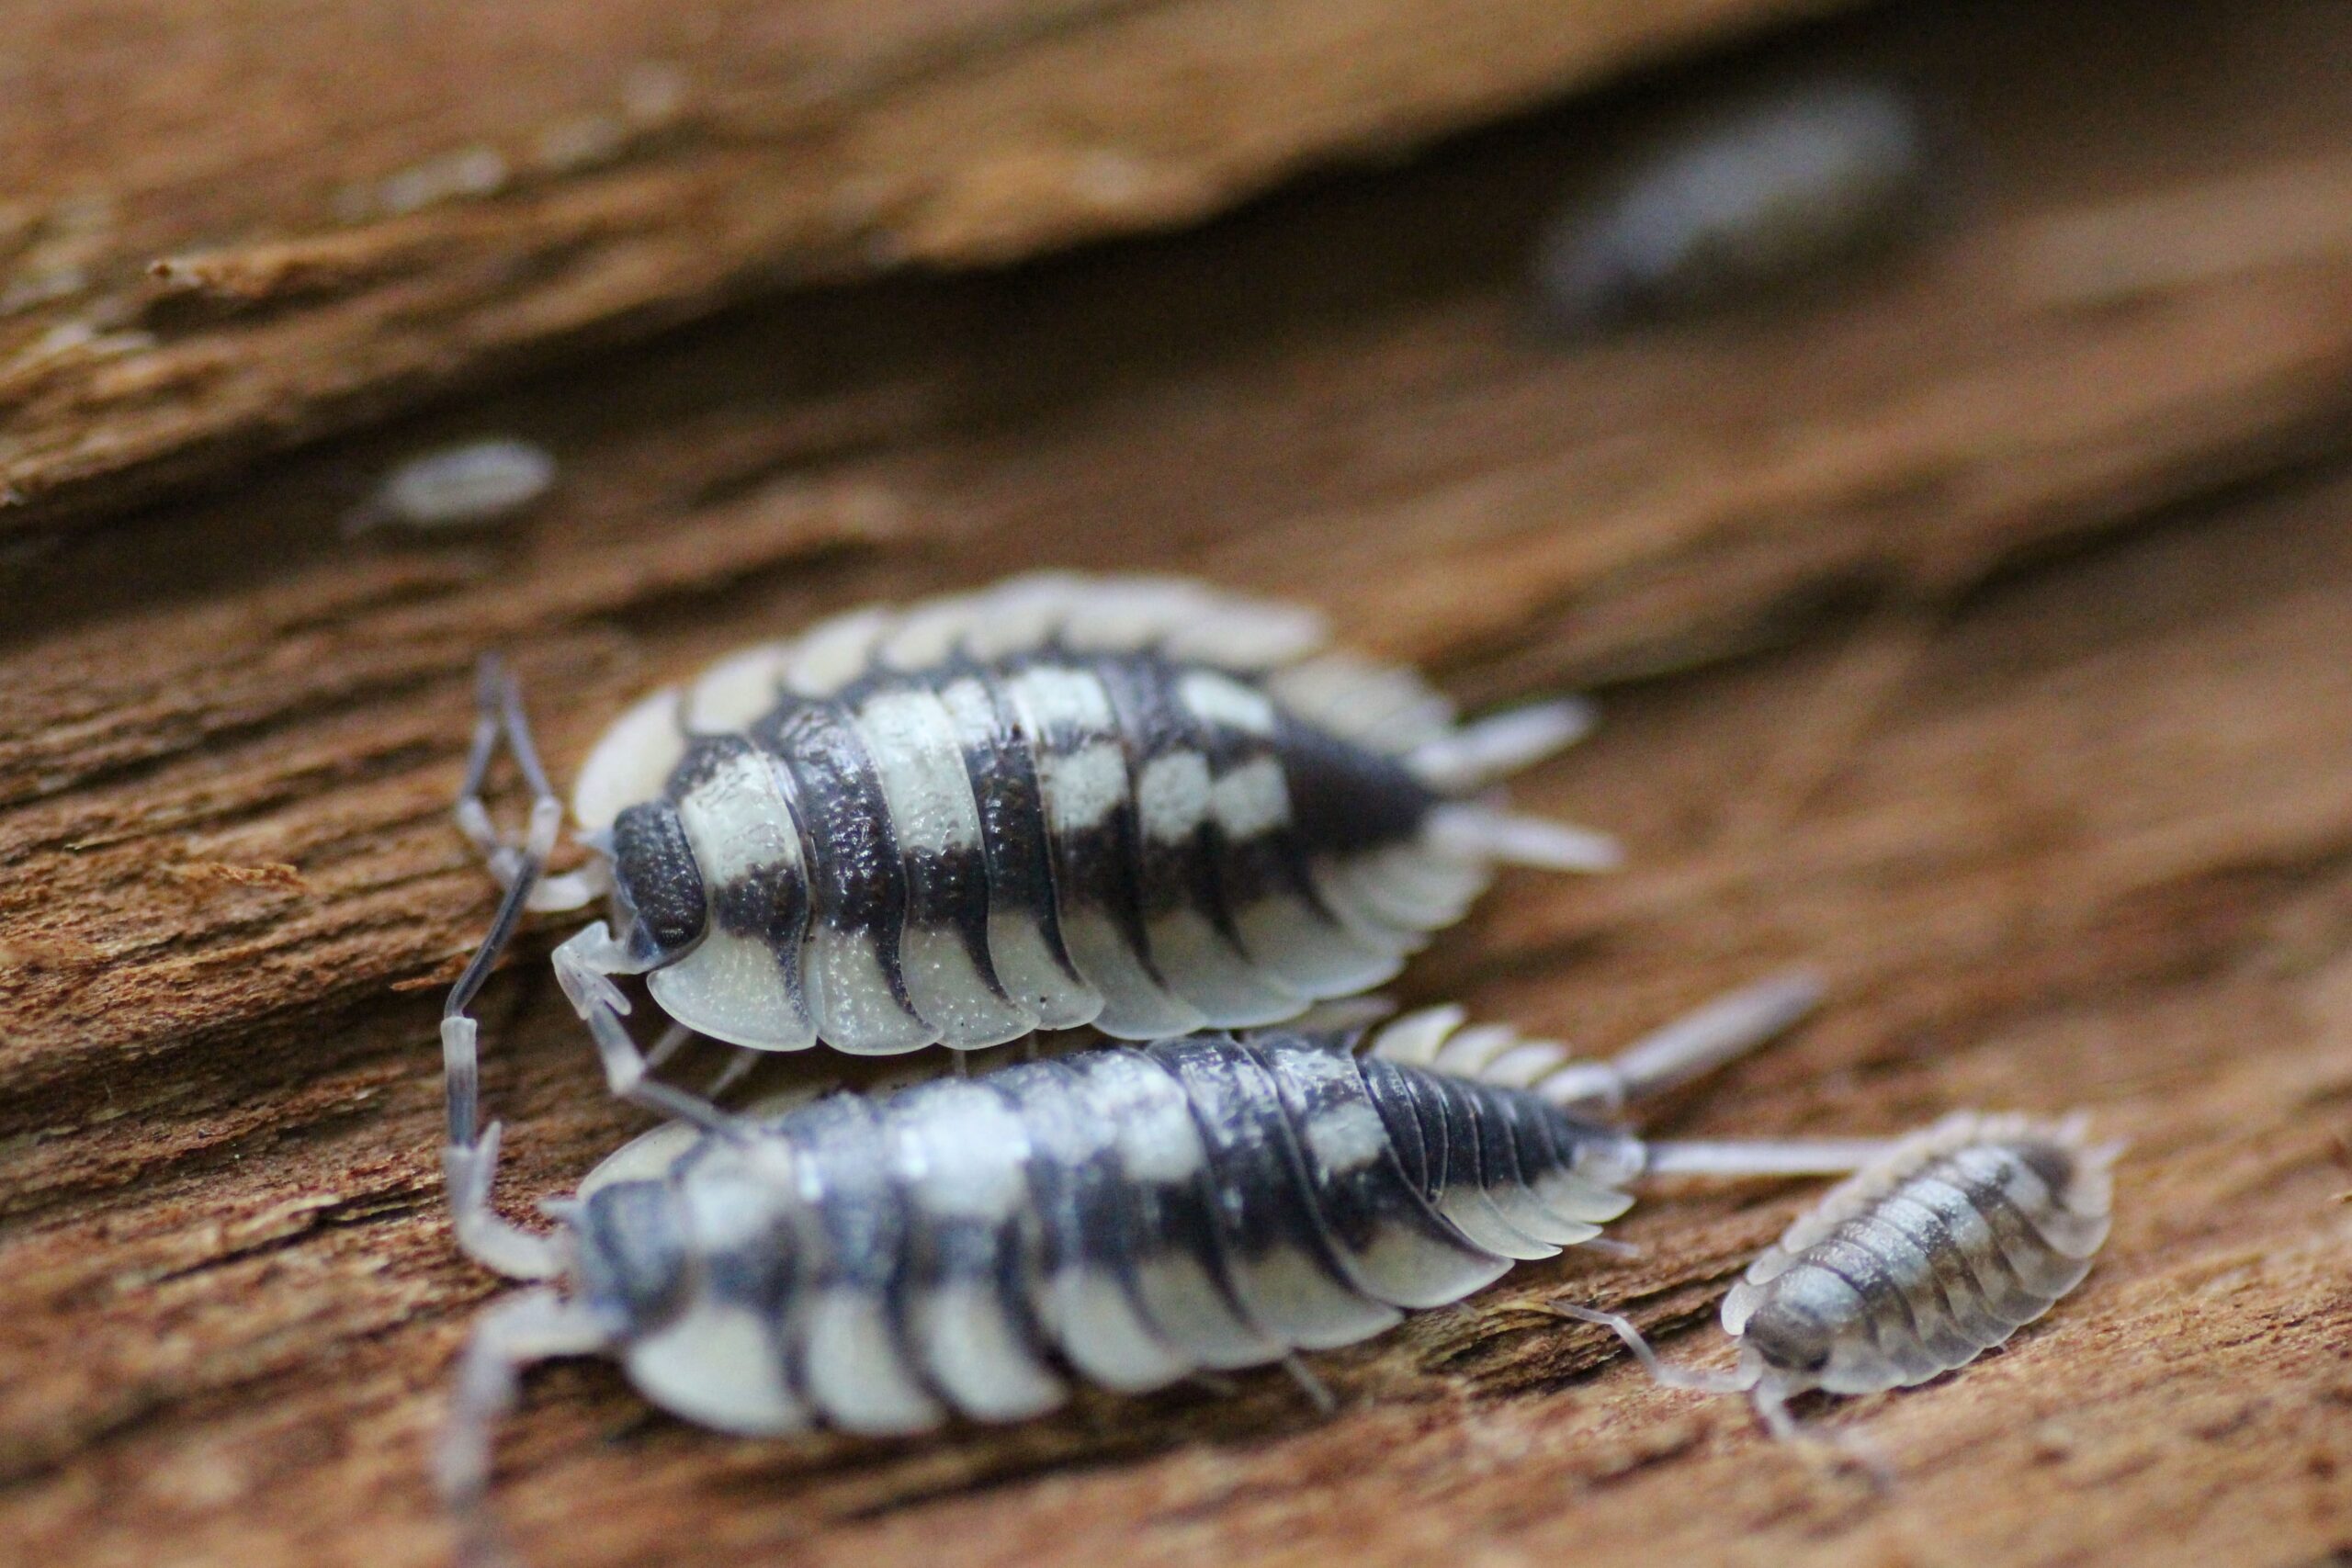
[439,573,1625,1228]
[1561,1111,2120,1448]
[346,437,558,534]
[436,972,1879,1556]
[1533,77,1937,331]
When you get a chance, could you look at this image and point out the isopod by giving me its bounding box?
[346,437,557,534]
[1533,77,1937,331]
[440,573,1623,1214]
[1561,1111,2119,1445]
[437,972,1880,1552]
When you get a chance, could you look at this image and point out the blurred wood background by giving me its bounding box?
[3,1,2351,1564]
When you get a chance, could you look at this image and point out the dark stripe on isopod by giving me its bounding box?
[1090,652,1219,922]
[577,1179,691,1327]
[1271,710,1436,855]
[982,1062,1174,1362]
[955,660,1085,985]
[1146,1035,1399,1347]
[757,698,923,1025]
[1011,655,1175,1000]
[1356,1056,1435,1198]
[1250,1038,1505,1311]
[1066,1048,1279,1367]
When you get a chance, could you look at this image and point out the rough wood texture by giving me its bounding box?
[0,0,1855,527]
[5,2,2352,1565]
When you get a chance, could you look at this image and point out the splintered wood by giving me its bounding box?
[2,2,2350,1566]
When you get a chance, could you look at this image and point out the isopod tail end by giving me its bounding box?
[1408,698,1597,791]
[1426,803,1623,873]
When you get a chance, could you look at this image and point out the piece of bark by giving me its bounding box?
[5,2,2352,1565]
[0,0,1858,527]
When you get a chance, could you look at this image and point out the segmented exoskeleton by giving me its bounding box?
[440,574,1619,1250]
[1534,77,1938,332]
[1562,1111,2119,1450]
[438,976,1879,1557]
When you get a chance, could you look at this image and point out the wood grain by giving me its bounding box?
[0,0,1855,527]
[3,2,2351,1565]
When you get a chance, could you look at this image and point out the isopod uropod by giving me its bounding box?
[437,973,1877,1553]
[1563,1111,2119,1442]
[439,573,1623,1256]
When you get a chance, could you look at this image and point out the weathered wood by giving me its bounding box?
[4,2,2352,1565]
[0,0,1857,526]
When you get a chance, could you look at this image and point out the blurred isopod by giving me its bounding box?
[346,437,557,535]
[1534,77,1939,332]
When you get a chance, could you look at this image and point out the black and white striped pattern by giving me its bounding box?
[1723,1112,2117,1398]
[566,574,1609,1055]
[557,1024,1644,1435]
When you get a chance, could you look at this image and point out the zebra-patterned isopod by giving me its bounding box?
[437,976,1871,1551]
[1566,1111,2119,1442]
[441,573,1621,1168]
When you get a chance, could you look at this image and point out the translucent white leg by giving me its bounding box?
[704,1045,760,1100]
[442,659,579,1255]
[1280,1354,1337,1416]
[451,656,602,912]
[437,1289,614,1568]
[1751,1379,1896,1489]
[1544,1300,1754,1394]
[552,925,734,1132]
[639,1021,695,1077]
[444,1117,564,1280]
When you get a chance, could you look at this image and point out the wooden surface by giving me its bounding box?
[5,2,2352,1564]
[0,0,1852,527]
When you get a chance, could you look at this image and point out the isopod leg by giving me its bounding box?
[1751,1379,1896,1490]
[441,732,569,1278]
[1544,1300,1754,1394]
[438,1288,615,1568]
[552,924,736,1132]
[454,656,604,912]
[1280,1354,1338,1416]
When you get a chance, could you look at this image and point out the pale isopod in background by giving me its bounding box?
[1533,76,1939,332]
[1560,1111,2120,1451]
[345,437,558,534]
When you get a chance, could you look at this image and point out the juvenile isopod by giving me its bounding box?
[1533,77,1939,332]
[346,437,558,534]
[1560,1111,2120,1447]
[435,972,1881,1555]
[439,573,1625,1222]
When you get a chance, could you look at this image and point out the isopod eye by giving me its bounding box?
[610,801,707,964]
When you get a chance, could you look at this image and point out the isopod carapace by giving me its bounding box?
[347,436,557,535]
[1533,77,1939,333]
[1562,1111,2119,1447]
[436,974,1871,1549]
[440,573,1621,1155]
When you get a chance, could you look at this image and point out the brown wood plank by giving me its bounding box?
[2,2,2350,1565]
[0,0,1855,526]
